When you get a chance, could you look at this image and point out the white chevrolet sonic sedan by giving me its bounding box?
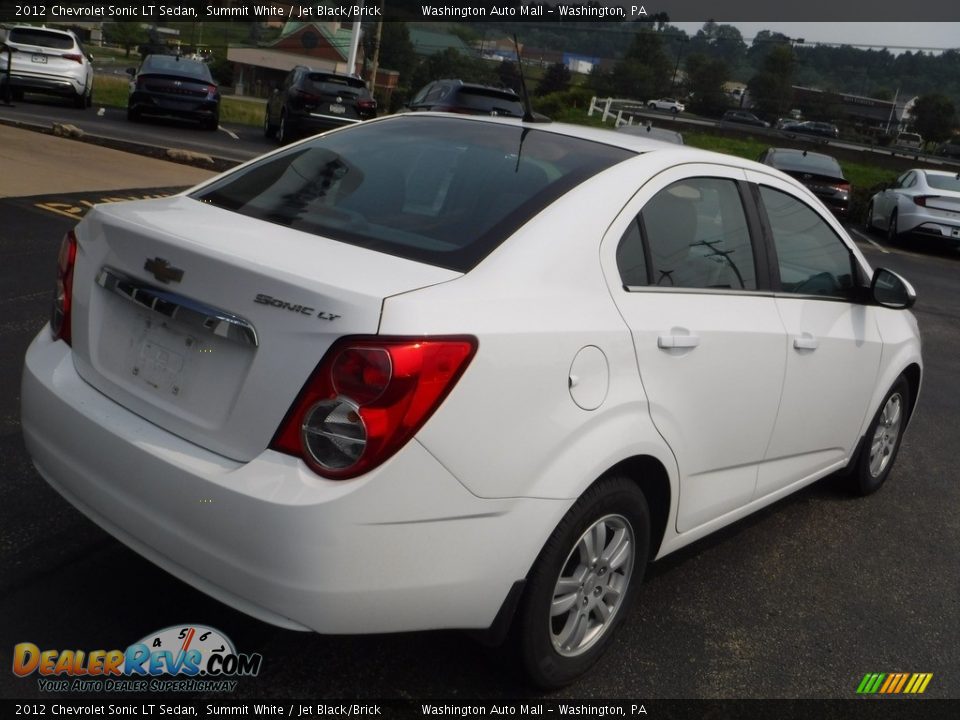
[22,114,922,687]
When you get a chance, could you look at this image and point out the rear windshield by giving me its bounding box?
[10,28,74,49]
[925,173,960,192]
[142,55,213,81]
[771,152,844,179]
[456,88,523,117]
[898,133,922,143]
[192,116,634,272]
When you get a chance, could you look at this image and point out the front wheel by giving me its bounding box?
[849,377,910,496]
[514,476,650,689]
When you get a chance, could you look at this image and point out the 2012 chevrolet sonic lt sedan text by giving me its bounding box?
[21,114,922,688]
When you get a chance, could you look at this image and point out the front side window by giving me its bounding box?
[759,186,856,298]
[627,178,757,290]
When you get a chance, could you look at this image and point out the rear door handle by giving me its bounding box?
[658,333,700,349]
[793,333,819,351]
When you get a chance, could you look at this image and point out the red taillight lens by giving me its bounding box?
[357,99,377,111]
[62,53,84,63]
[51,230,78,345]
[830,182,851,194]
[271,336,478,479]
[913,195,933,207]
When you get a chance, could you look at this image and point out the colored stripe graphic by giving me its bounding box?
[857,673,932,694]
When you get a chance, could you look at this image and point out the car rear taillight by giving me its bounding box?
[913,195,933,207]
[830,182,851,194]
[62,53,84,63]
[205,84,217,97]
[271,336,477,479]
[357,99,377,111]
[50,230,78,345]
[292,88,320,106]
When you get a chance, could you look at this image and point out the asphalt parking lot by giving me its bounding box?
[1,127,959,702]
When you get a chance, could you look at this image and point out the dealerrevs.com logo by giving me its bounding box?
[12,625,262,693]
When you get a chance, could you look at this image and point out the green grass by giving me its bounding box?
[92,74,265,127]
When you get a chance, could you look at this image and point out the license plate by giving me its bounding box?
[31,54,48,64]
[127,317,195,397]
[329,103,345,115]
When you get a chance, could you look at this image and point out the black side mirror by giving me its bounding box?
[871,268,916,309]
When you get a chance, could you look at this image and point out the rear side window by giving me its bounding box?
[628,178,757,290]
[759,187,855,298]
[192,116,634,272]
[10,28,74,49]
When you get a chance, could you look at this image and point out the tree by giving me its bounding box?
[684,54,730,117]
[747,45,795,120]
[536,62,572,96]
[103,22,147,59]
[909,94,957,143]
[408,49,496,96]
[603,29,672,100]
[498,61,522,94]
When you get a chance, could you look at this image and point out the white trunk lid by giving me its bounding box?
[69,196,460,461]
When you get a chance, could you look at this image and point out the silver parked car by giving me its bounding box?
[0,25,93,108]
[866,168,960,246]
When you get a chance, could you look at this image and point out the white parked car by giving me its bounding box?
[647,97,685,113]
[0,25,94,107]
[21,114,922,688]
[866,168,960,246]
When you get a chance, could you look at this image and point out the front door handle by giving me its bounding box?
[658,333,700,349]
[793,333,819,351]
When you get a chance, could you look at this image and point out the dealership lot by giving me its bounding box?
[1,127,959,699]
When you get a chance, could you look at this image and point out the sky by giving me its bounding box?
[671,22,960,54]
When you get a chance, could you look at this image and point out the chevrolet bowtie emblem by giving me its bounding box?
[144,257,184,284]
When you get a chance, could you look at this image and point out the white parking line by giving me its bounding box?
[848,227,890,254]
[218,126,239,141]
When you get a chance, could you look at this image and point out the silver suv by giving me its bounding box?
[0,25,93,108]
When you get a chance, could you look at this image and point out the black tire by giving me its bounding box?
[514,476,650,689]
[277,111,289,145]
[73,90,88,109]
[849,377,910,496]
[203,113,220,131]
[864,201,874,233]
[126,106,140,123]
[887,210,902,244]
[263,108,277,139]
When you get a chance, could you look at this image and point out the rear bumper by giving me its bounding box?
[129,92,219,121]
[21,330,567,634]
[3,71,84,97]
[899,211,960,241]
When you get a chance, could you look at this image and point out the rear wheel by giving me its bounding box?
[849,377,910,496]
[126,105,140,123]
[887,210,902,244]
[514,476,649,689]
[277,111,289,145]
[864,201,874,232]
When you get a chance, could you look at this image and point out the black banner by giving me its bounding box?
[0,0,959,23]
[3,699,960,720]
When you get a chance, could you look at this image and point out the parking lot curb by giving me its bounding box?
[0,115,239,173]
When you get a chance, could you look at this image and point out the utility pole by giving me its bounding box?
[367,1,384,91]
[346,1,365,75]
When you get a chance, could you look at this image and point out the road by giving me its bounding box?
[1,125,959,701]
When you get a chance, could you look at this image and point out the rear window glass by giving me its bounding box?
[456,88,523,116]
[925,173,960,192]
[192,116,635,272]
[142,55,212,81]
[771,152,844,178]
[10,28,74,49]
[306,74,366,97]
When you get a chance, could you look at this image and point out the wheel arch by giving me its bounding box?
[901,362,922,426]
[596,454,671,561]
